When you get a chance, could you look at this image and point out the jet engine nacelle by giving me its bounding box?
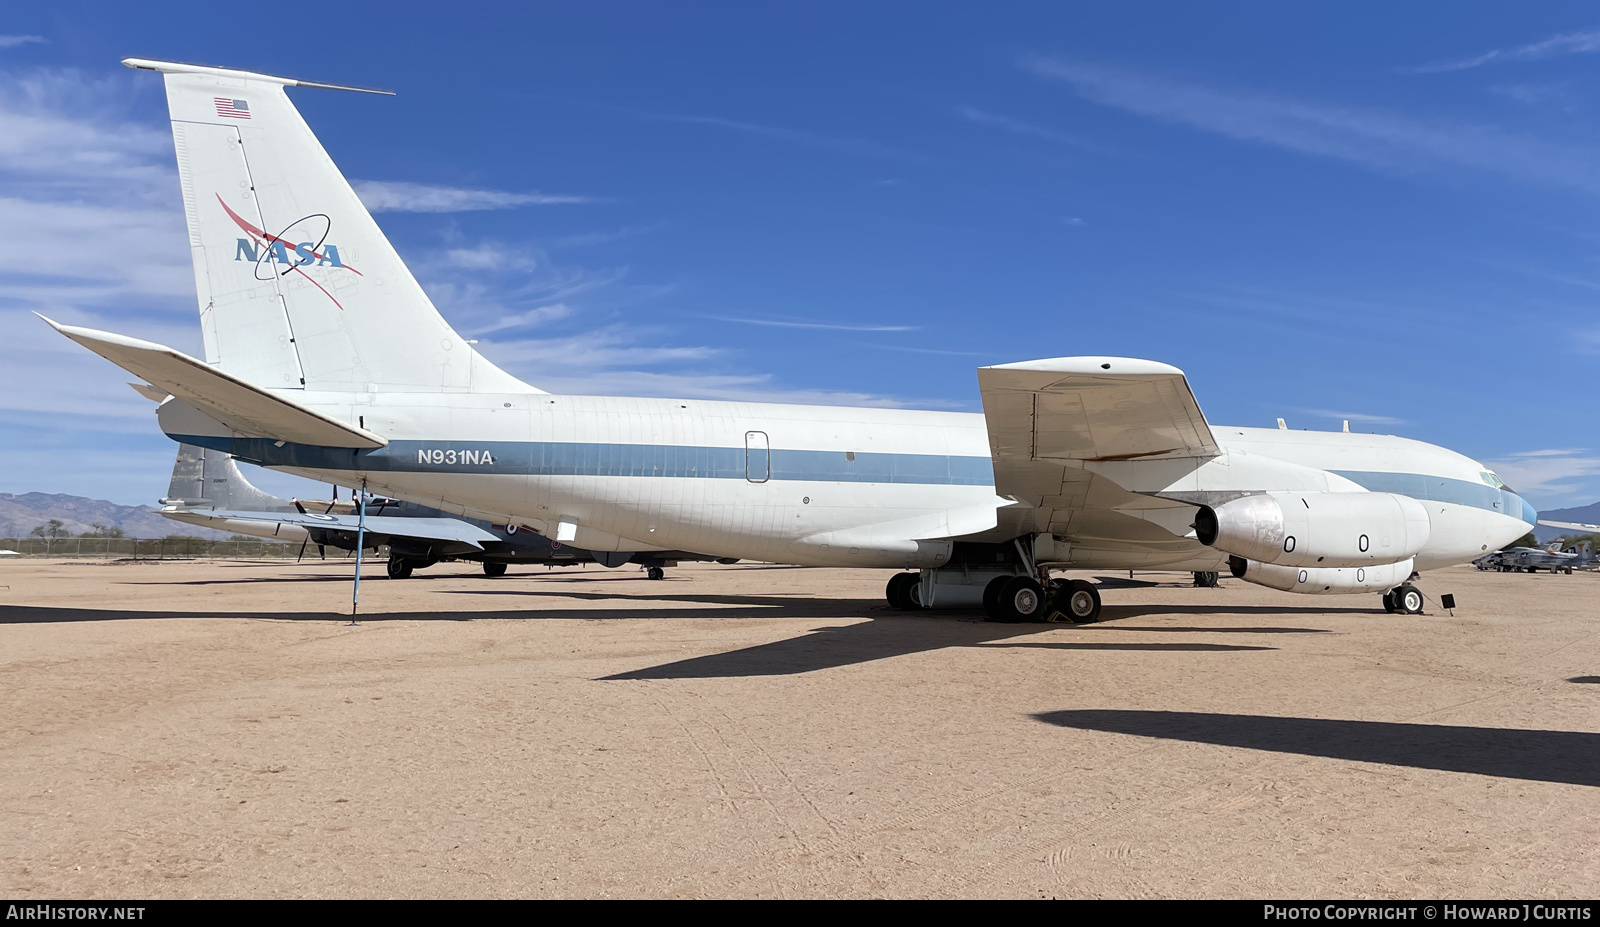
[1228,556,1415,595]
[1194,491,1430,568]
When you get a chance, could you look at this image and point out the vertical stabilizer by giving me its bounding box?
[163,444,296,513]
[126,58,539,395]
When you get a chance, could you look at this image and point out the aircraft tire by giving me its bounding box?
[647,566,665,581]
[982,576,1011,621]
[886,572,920,610]
[1193,571,1220,588]
[483,561,507,578]
[386,557,413,580]
[999,576,1047,623]
[1395,584,1424,615]
[1058,579,1102,623]
[1382,590,1397,613]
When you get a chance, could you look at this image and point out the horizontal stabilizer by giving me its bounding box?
[42,316,385,449]
[209,510,498,549]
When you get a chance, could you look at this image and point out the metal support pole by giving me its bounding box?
[350,480,367,624]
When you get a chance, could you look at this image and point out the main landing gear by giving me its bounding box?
[885,572,923,610]
[483,561,508,578]
[884,569,1104,622]
[1383,583,1425,615]
[983,576,1101,623]
[646,566,666,581]
[386,556,414,579]
[1193,571,1220,588]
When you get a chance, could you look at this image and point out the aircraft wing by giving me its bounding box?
[209,510,499,549]
[974,358,1221,546]
[1539,520,1600,533]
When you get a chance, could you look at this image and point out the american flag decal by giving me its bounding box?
[214,98,251,119]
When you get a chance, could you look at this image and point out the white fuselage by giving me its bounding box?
[162,391,1535,575]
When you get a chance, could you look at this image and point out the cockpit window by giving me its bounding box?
[1481,470,1505,489]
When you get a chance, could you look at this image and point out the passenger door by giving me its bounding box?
[745,430,770,483]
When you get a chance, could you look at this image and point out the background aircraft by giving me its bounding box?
[1475,538,1597,573]
[160,444,724,580]
[52,58,1537,624]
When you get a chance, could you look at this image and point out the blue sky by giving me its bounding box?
[3,2,1600,510]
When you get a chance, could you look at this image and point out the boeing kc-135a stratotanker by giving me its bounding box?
[45,58,1536,621]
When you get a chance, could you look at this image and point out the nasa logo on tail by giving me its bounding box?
[217,195,361,309]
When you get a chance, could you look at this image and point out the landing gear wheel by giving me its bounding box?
[993,576,1046,623]
[386,556,413,579]
[647,566,666,581]
[886,572,922,610]
[982,576,1012,621]
[1056,579,1102,623]
[1382,590,1397,613]
[1393,584,1424,615]
[483,561,508,578]
[1193,571,1220,588]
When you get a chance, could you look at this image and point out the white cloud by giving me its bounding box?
[483,327,721,370]
[1022,56,1600,197]
[522,368,959,408]
[0,35,45,49]
[0,196,191,301]
[1411,28,1600,74]
[551,223,664,249]
[352,180,592,212]
[1486,450,1600,501]
[435,241,540,272]
[1490,82,1578,109]
[955,105,1118,156]
[1291,408,1408,426]
[469,303,573,335]
[700,314,919,332]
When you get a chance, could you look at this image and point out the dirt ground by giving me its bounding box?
[0,557,1596,899]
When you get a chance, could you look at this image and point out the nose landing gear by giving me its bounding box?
[1383,583,1425,615]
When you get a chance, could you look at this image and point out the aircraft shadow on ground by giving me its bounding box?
[602,610,1320,679]
[0,595,1364,678]
[1033,709,1600,788]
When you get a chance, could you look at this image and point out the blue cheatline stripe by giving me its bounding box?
[169,435,1535,523]
[1333,471,1537,527]
[171,436,999,487]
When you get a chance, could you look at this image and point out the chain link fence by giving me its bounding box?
[0,536,308,560]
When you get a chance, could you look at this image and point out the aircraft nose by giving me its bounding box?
[1515,493,1538,529]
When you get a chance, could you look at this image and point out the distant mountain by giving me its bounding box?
[0,492,230,540]
[1534,500,1600,542]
